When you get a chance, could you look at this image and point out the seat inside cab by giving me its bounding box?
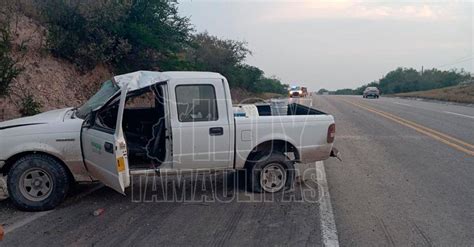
[94,85,166,169]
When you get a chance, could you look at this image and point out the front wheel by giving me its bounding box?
[246,152,295,193]
[7,154,71,211]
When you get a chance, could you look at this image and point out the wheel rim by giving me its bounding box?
[19,168,54,202]
[260,163,287,193]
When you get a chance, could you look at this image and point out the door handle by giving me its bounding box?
[209,127,224,136]
[104,142,114,154]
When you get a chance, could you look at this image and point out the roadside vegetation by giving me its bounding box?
[0,0,288,118]
[0,5,23,97]
[25,0,288,94]
[394,82,474,104]
[323,67,472,97]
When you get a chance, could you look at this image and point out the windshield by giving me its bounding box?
[290,86,301,90]
[75,80,119,119]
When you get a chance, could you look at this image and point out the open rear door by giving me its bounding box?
[81,85,130,194]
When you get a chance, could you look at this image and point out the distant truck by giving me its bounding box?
[0,71,339,211]
[289,86,308,97]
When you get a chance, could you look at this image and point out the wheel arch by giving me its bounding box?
[244,139,300,169]
[1,151,75,183]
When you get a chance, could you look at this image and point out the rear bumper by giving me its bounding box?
[330,147,341,161]
[299,144,332,163]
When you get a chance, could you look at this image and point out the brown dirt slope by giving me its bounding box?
[0,14,113,121]
[394,83,474,104]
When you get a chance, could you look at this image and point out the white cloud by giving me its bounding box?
[259,0,458,22]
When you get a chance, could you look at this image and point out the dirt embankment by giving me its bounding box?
[0,14,113,121]
[394,83,474,104]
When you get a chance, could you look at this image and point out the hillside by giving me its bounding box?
[0,14,112,121]
[0,1,287,121]
[394,83,474,104]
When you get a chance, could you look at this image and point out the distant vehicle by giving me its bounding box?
[301,87,308,97]
[363,87,380,98]
[289,86,308,97]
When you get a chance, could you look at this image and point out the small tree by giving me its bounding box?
[0,14,23,97]
[19,93,42,116]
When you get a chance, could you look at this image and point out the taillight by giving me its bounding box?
[327,124,336,143]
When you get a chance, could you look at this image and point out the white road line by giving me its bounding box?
[4,210,53,234]
[393,102,411,106]
[392,102,474,120]
[316,161,340,247]
[444,111,474,119]
[3,184,104,234]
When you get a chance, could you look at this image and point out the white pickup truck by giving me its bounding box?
[0,71,338,211]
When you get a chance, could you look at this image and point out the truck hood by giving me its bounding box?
[0,108,73,129]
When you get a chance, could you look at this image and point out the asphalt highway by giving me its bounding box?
[315,95,474,246]
[1,95,473,246]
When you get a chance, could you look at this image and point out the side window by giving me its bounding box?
[176,84,218,122]
[95,101,119,130]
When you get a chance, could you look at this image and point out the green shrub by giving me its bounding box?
[43,0,131,70]
[30,0,288,95]
[0,17,23,97]
[187,33,287,94]
[42,0,192,72]
[19,93,42,116]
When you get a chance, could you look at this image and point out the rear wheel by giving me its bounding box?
[246,152,295,193]
[7,154,71,211]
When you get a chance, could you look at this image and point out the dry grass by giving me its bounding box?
[394,83,474,104]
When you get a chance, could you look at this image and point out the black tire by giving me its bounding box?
[246,152,295,193]
[7,154,71,211]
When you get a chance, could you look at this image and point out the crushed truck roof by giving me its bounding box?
[113,71,225,91]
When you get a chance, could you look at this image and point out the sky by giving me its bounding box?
[178,0,473,90]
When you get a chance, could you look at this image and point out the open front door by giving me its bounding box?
[81,85,130,194]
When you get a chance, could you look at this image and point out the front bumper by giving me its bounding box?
[290,92,300,97]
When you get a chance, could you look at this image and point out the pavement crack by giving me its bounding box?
[377,217,395,247]
[412,222,433,247]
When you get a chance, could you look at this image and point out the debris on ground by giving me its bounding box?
[93,208,105,217]
[0,176,8,200]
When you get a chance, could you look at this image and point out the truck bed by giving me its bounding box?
[233,107,335,168]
